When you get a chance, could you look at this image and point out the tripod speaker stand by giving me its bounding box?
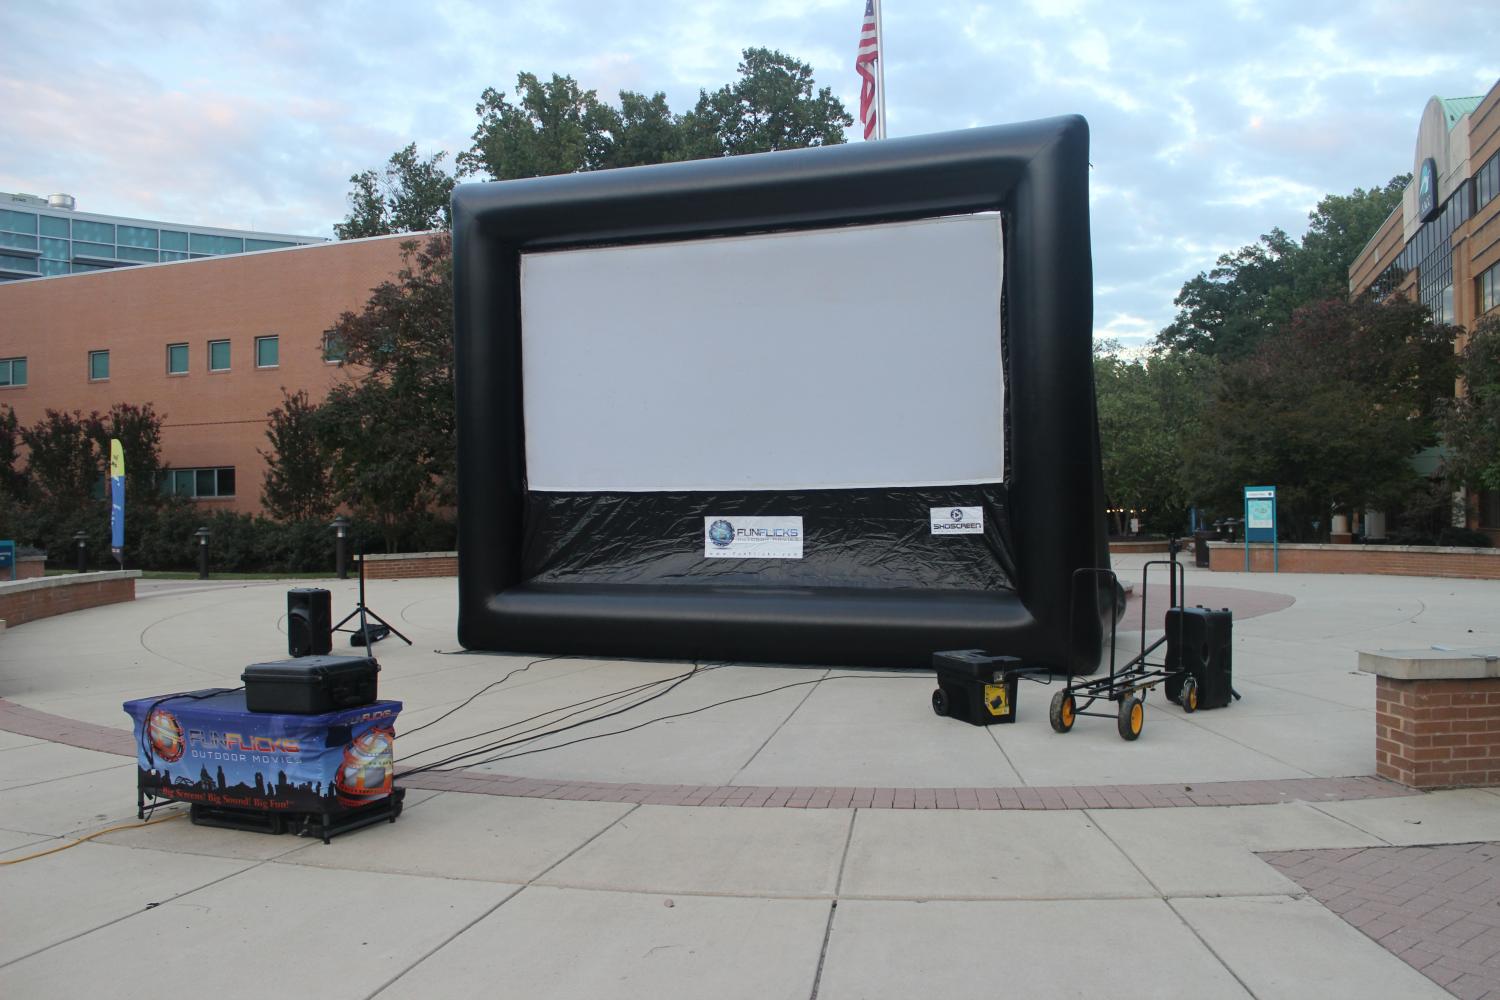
[333,552,413,648]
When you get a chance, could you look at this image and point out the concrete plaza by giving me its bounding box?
[3,555,1500,998]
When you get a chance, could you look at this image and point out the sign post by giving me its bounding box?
[1243,485,1277,572]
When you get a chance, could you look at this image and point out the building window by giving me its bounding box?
[323,329,346,364]
[159,466,236,499]
[0,209,37,234]
[0,357,26,387]
[167,343,189,375]
[118,225,158,249]
[208,339,230,372]
[72,220,115,244]
[255,335,279,369]
[1477,153,1499,214]
[160,230,189,252]
[88,350,109,381]
[38,215,68,238]
[189,233,244,256]
[1480,262,1500,317]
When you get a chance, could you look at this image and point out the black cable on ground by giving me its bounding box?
[396,662,710,779]
[399,654,571,740]
[407,670,925,777]
[397,663,721,767]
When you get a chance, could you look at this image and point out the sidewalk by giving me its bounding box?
[2,558,1498,998]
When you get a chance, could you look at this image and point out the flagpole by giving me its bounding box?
[874,0,887,139]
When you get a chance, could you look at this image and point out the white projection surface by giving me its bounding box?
[520,213,1005,492]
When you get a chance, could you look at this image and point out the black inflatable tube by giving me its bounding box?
[452,115,1107,673]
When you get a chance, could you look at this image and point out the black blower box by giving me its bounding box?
[242,655,379,714]
[931,649,1022,726]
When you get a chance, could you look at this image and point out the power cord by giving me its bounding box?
[404,669,925,776]
[399,655,571,740]
[397,663,719,766]
[0,812,187,867]
[397,662,708,778]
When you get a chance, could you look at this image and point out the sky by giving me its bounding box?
[2,0,1497,347]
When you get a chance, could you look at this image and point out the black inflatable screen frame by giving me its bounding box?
[452,115,1107,672]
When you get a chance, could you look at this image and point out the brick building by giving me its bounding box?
[1348,77,1500,540]
[0,233,416,513]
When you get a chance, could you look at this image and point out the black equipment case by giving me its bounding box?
[242,655,379,714]
[931,649,1023,726]
[1163,607,1233,709]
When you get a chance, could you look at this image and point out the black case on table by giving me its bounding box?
[241,655,379,714]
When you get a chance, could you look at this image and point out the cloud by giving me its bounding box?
[0,0,1496,341]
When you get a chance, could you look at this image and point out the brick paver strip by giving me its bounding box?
[1,696,1418,809]
[1264,843,1500,1000]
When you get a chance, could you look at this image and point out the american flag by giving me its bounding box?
[855,0,881,140]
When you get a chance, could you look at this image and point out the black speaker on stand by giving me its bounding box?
[287,588,333,657]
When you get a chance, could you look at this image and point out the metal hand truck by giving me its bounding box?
[1048,542,1195,741]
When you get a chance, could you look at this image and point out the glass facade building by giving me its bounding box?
[0,191,324,282]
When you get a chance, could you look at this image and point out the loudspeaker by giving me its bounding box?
[1164,606,1233,709]
[287,588,332,657]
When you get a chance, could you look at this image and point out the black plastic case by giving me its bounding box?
[931,649,1023,726]
[241,655,379,714]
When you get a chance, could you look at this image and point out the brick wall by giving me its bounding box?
[1375,675,1500,788]
[357,553,457,580]
[1108,540,1174,554]
[15,557,45,580]
[1209,543,1500,580]
[0,573,137,628]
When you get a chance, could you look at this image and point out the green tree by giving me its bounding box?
[457,52,850,181]
[0,405,23,538]
[1157,176,1407,359]
[1182,296,1454,538]
[334,143,457,239]
[1094,344,1216,533]
[260,389,335,521]
[1443,317,1500,494]
[682,48,852,157]
[0,405,24,503]
[459,73,619,180]
[319,235,455,549]
[20,409,99,506]
[603,90,690,168]
[1298,176,1409,299]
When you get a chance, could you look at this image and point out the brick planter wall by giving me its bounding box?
[1374,675,1500,789]
[356,552,457,579]
[1108,540,1175,554]
[0,571,140,628]
[15,556,45,580]
[1209,542,1500,579]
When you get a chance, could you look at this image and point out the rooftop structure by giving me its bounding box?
[0,190,325,282]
